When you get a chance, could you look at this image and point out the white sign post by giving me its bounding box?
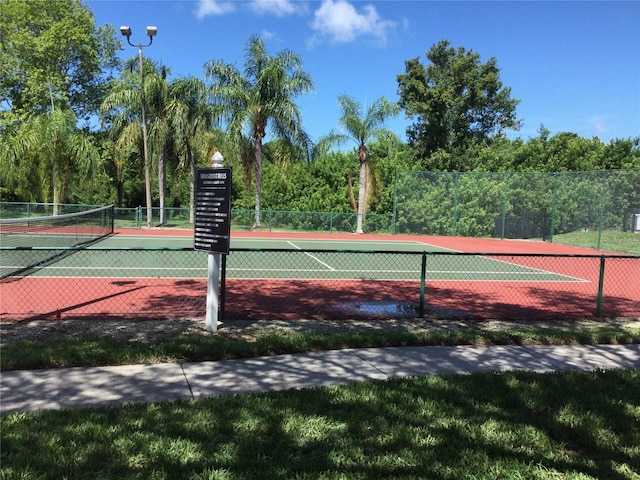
[193,151,231,332]
[206,249,220,332]
[209,152,223,331]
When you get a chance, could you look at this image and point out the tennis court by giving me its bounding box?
[2,228,638,321]
[12,234,586,282]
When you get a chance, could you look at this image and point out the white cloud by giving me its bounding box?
[249,0,300,17]
[589,115,610,134]
[195,0,236,19]
[260,29,276,40]
[310,0,395,44]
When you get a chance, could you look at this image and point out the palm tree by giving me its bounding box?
[101,64,151,226]
[204,34,314,228]
[0,109,99,214]
[145,65,172,225]
[168,77,219,223]
[316,95,399,233]
[101,58,170,227]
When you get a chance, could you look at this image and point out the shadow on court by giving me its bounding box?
[2,275,638,322]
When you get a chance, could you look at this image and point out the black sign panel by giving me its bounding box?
[194,167,232,254]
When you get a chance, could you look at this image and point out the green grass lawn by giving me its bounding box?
[2,325,640,479]
[2,368,639,479]
[551,230,640,254]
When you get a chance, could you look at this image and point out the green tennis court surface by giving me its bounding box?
[5,235,585,283]
[97,235,455,251]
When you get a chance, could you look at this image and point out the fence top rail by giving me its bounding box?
[228,249,640,259]
[1,245,638,259]
[229,208,392,216]
[395,167,640,175]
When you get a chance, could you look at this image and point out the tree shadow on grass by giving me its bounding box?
[2,368,638,478]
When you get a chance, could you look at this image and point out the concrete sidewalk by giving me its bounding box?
[2,344,640,415]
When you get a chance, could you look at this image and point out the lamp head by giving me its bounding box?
[119,26,131,37]
[146,26,157,37]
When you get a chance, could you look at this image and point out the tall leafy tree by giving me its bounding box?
[603,137,640,170]
[0,108,99,212]
[204,34,314,228]
[1,0,118,205]
[397,40,521,167]
[315,95,399,233]
[144,64,172,225]
[0,0,120,120]
[101,59,168,227]
[169,77,219,223]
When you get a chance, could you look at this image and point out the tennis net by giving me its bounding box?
[0,205,114,278]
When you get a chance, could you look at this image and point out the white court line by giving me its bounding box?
[414,240,461,253]
[29,265,582,275]
[228,238,431,252]
[276,238,424,246]
[409,241,589,283]
[478,255,589,283]
[286,241,337,271]
[24,274,585,283]
[26,266,585,282]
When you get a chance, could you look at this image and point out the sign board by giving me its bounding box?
[194,167,232,254]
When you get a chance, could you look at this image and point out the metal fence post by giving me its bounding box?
[419,253,427,318]
[500,172,510,240]
[452,172,460,236]
[597,171,608,250]
[596,256,606,317]
[392,170,398,235]
[549,172,559,242]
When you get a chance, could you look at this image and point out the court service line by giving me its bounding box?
[24,266,584,282]
[477,255,589,283]
[22,274,584,283]
[415,240,461,253]
[230,268,579,276]
[286,241,337,271]
[31,266,579,275]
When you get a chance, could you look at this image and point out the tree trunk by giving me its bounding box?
[189,147,196,224]
[253,139,263,229]
[355,144,368,234]
[144,158,153,228]
[347,167,357,213]
[52,163,61,216]
[59,162,71,213]
[117,180,124,208]
[158,148,167,225]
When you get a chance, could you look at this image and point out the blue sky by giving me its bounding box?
[87,0,640,144]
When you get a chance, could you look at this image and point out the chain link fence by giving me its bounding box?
[2,248,638,322]
[393,169,640,252]
[0,202,104,218]
[3,169,638,251]
[110,207,393,233]
[229,209,394,233]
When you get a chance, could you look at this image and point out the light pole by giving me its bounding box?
[120,25,157,228]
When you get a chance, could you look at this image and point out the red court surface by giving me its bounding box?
[1,230,638,322]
